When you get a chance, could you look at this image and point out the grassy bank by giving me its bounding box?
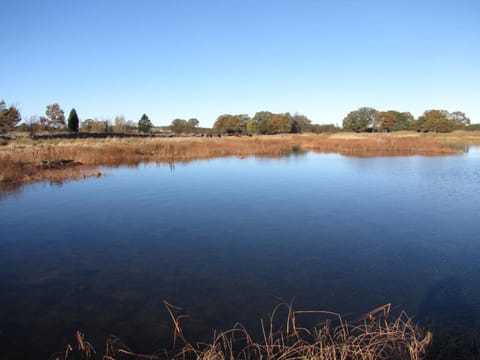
[1,131,479,190]
[54,303,431,360]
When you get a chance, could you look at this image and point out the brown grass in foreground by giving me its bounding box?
[1,132,479,190]
[52,303,431,360]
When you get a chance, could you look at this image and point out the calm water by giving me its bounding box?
[1,149,480,359]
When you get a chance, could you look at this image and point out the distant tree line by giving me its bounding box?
[170,118,200,134]
[211,112,315,135]
[1,99,477,136]
[4,102,154,135]
[342,107,472,133]
[1,100,340,136]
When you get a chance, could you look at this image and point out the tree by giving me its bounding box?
[186,118,200,133]
[450,111,470,128]
[171,119,188,134]
[80,118,111,133]
[15,115,40,134]
[390,111,415,131]
[45,103,65,130]
[267,113,293,134]
[375,111,397,132]
[39,116,49,130]
[112,116,136,132]
[247,111,273,134]
[290,119,301,133]
[113,115,127,132]
[81,119,97,132]
[342,107,377,132]
[67,108,79,133]
[245,111,311,134]
[26,115,41,135]
[291,113,312,133]
[213,114,249,134]
[138,114,153,133]
[416,110,470,132]
[417,110,456,133]
[236,114,250,133]
[372,110,415,132]
[0,101,22,134]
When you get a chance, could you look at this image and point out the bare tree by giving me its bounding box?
[45,103,65,130]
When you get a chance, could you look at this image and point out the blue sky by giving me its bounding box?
[1,0,479,126]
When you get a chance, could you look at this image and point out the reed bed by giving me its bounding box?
[423,130,480,150]
[52,303,431,360]
[290,133,462,156]
[1,132,479,190]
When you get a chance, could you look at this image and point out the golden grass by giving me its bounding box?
[1,132,479,190]
[53,303,432,360]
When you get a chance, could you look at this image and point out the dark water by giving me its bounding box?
[1,149,480,359]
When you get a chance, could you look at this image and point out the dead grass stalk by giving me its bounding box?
[53,302,431,360]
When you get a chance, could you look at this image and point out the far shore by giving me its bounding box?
[1,131,480,193]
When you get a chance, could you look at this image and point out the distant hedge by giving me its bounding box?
[30,132,156,140]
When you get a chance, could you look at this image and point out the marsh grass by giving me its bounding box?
[52,302,431,360]
[1,132,479,191]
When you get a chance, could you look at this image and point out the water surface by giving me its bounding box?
[1,149,479,359]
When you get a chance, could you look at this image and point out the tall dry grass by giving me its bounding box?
[1,132,479,189]
[53,303,432,360]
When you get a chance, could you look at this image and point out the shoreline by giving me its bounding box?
[1,132,479,192]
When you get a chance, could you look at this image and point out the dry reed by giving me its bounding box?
[2,132,479,191]
[52,302,432,360]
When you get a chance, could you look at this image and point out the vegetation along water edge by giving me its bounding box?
[1,132,480,193]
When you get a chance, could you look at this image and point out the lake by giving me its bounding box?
[1,148,480,359]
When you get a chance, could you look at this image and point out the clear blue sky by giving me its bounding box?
[1,0,479,127]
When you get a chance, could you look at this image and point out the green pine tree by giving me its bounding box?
[138,114,153,133]
[67,108,79,133]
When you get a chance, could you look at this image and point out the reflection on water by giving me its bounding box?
[0,151,480,359]
[465,144,480,155]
